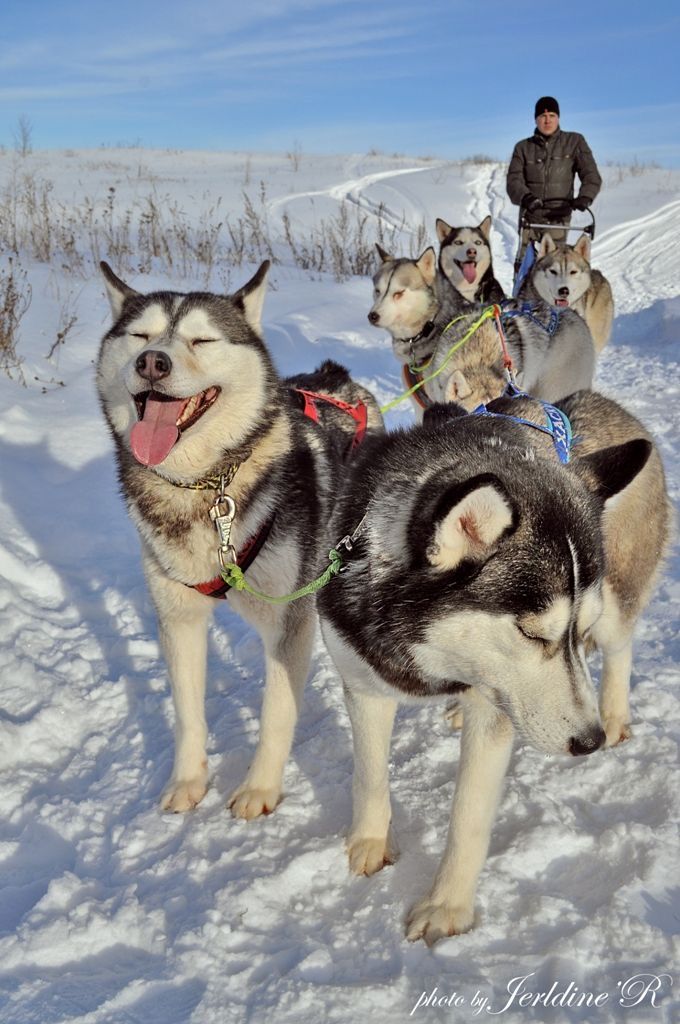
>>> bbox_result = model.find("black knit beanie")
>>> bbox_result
[535,96,560,118]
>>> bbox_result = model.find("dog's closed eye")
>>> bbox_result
[516,624,550,646]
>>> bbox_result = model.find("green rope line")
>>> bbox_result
[409,353,434,373]
[220,547,345,604]
[380,306,496,414]
[408,313,468,374]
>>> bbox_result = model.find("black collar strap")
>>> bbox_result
[406,320,435,348]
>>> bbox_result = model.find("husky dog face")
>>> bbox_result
[368,247,438,363]
[532,233,592,309]
[96,262,277,480]
[436,215,493,300]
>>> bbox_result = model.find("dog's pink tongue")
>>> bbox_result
[130,394,184,466]
[462,262,477,284]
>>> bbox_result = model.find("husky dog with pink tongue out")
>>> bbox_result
[436,215,505,305]
[96,260,382,818]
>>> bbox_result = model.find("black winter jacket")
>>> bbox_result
[506,129,602,206]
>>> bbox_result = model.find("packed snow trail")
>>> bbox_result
[267,160,437,235]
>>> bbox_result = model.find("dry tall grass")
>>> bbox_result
[0,170,427,285]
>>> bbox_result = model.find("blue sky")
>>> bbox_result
[1,0,678,166]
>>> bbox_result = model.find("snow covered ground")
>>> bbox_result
[0,150,678,1024]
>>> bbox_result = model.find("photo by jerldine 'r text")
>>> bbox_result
[410,973,673,1015]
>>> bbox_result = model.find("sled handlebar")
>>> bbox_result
[518,198,595,240]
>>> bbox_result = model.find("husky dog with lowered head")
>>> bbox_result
[97,261,382,818]
[318,388,669,944]
[520,233,614,353]
[436,214,505,304]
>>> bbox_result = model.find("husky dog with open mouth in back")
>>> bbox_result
[520,233,614,352]
[369,245,596,417]
[96,260,382,818]
[436,215,505,305]
[318,388,669,944]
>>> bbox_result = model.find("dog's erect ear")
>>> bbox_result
[572,439,651,506]
[375,243,394,263]
[232,260,270,333]
[416,247,437,286]
[426,474,516,571]
[446,369,473,402]
[538,233,557,257]
[573,233,591,262]
[100,261,140,320]
[477,215,492,240]
[435,218,452,243]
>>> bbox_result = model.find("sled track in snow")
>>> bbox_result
[268,163,441,236]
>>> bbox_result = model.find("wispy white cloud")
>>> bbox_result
[0,40,54,72]
[0,1,445,134]
[0,1,676,166]
[0,83,146,102]
[94,38,190,63]
[1,4,432,103]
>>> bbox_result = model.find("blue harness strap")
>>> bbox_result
[512,242,536,297]
[470,382,572,464]
[501,301,561,336]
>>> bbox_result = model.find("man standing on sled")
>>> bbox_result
[507,96,602,262]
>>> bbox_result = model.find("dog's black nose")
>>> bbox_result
[558,286,570,297]
[136,350,172,382]
[367,311,380,325]
[569,727,606,757]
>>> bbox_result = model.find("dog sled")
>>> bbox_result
[512,197,596,296]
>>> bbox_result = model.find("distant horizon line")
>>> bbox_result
[0,144,677,172]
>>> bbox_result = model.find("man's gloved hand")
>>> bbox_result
[523,194,542,212]
[571,196,590,212]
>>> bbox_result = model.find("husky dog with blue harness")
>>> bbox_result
[368,244,596,417]
[518,233,614,354]
[318,386,670,944]
[425,287,596,410]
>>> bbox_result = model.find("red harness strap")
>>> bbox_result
[294,388,368,455]
[193,516,274,599]
[492,304,515,374]
[401,364,432,410]
[192,389,367,599]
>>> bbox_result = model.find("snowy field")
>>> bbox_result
[0,150,678,1023]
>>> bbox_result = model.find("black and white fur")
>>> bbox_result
[317,391,669,944]
[520,233,614,354]
[436,215,505,305]
[369,245,597,416]
[426,287,598,410]
[96,261,382,818]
